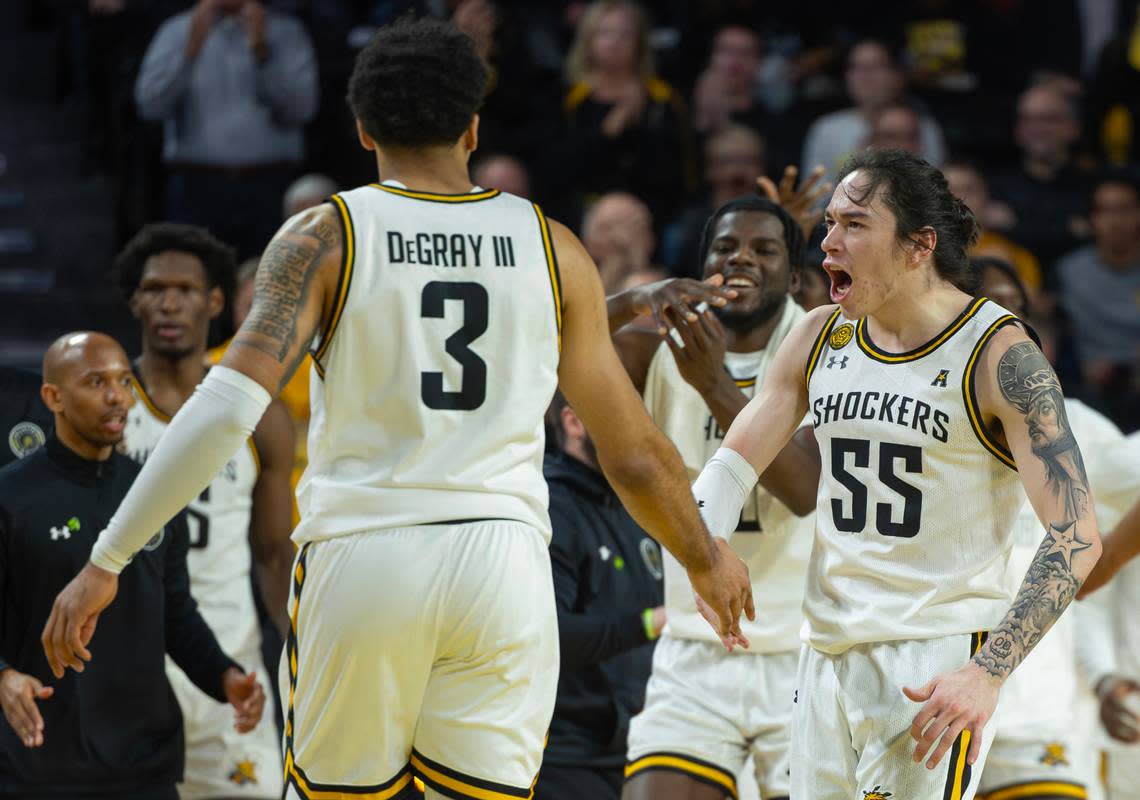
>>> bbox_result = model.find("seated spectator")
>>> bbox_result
[0,332,264,800]
[472,153,532,198]
[534,392,664,800]
[560,0,695,227]
[135,0,318,259]
[989,82,1093,278]
[1057,173,1140,431]
[581,192,659,293]
[663,124,766,278]
[865,100,924,154]
[692,25,765,135]
[943,159,1043,292]
[282,174,337,219]
[800,38,946,187]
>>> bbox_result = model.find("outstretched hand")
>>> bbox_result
[756,165,832,239]
[0,669,53,748]
[41,562,119,678]
[904,661,1000,770]
[688,538,754,651]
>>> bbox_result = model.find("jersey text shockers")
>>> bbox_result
[803,298,1025,653]
[294,182,561,543]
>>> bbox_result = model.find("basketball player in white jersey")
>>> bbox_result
[42,18,753,800]
[686,148,1104,799]
[609,196,818,800]
[969,257,1139,800]
[111,223,296,800]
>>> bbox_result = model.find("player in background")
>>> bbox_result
[610,194,819,800]
[113,223,295,800]
[43,18,752,800]
[688,148,1102,799]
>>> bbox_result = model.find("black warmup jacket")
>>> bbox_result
[543,452,664,768]
[0,436,239,798]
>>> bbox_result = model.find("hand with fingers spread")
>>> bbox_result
[904,661,1000,770]
[41,562,119,678]
[0,669,54,748]
[687,538,754,650]
[627,274,737,339]
[223,668,266,733]
[661,302,730,396]
[756,164,832,239]
[1096,676,1140,743]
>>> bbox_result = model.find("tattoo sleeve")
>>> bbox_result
[972,342,1095,680]
[233,212,339,389]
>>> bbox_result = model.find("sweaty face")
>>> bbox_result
[703,211,793,331]
[821,171,908,318]
[132,251,221,358]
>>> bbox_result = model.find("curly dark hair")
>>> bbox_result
[347,17,488,148]
[697,195,805,272]
[111,222,237,302]
[836,148,979,292]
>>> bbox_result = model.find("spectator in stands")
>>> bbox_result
[282,174,337,220]
[692,25,765,135]
[943,159,1043,292]
[135,0,318,259]
[865,100,924,154]
[663,125,765,278]
[794,263,830,311]
[800,39,946,188]
[561,0,695,228]
[534,392,664,800]
[0,331,264,800]
[581,192,659,293]
[1057,173,1140,431]
[472,154,532,198]
[989,82,1092,277]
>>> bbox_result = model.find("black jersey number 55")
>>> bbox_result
[420,281,489,411]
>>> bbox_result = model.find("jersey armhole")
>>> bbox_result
[531,203,564,353]
[804,308,843,389]
[961,315,1020,471]
[311,195,356,379]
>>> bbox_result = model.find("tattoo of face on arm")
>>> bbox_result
[235,215,339,387]
[972,341,1094,680]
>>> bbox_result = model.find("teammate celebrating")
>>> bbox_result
[689,149,1101,799]
[113,223,295,800]
[42,18,752,800]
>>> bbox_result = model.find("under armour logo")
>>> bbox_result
[827,355,848,369]
[931,369,950,388]
[50,525,71,541]
[598,546,611,561]
[697,499,706,507]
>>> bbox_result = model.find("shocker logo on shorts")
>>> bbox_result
[863,787,892,799]
[1040,742,1069,766]
[228,759,258,785]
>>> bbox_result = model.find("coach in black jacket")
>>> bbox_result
[535,393,665,800]
[0,332,264,800]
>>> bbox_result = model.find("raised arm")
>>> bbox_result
[551,219,753,642]
[906,326,1102,771]
[42,206,340,676]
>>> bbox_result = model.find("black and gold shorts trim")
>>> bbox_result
[942,631,989,800]
[978,779,1088,800]
[410,749,534,800]
[624,751,738,799]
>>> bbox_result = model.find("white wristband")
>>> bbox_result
[90,366,271,574]
[692,447,759,544]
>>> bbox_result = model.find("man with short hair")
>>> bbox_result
[0,332,264,800]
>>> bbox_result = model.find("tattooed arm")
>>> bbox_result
[40,207,342,676]
[905,326,1101,771]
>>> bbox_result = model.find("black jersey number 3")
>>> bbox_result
[420,281,489,410]
[830,437,923,538]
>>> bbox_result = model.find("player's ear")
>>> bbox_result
[355,119,377,152]
[909,226,937,266]
[463,114,479,155]
[207,286,225,320]
[40,382,63,413]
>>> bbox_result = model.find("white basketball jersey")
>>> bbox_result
[643,296,814,653]
[124,379,261,661]
[803,298,1025,653]
[996,399,1129,739]
[293,182,561,544]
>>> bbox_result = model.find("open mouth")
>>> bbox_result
[823,261,852,303]
[101,413,127,434]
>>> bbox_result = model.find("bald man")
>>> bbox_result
[0,332,263,800]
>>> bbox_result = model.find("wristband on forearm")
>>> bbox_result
[642,608,659,641]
